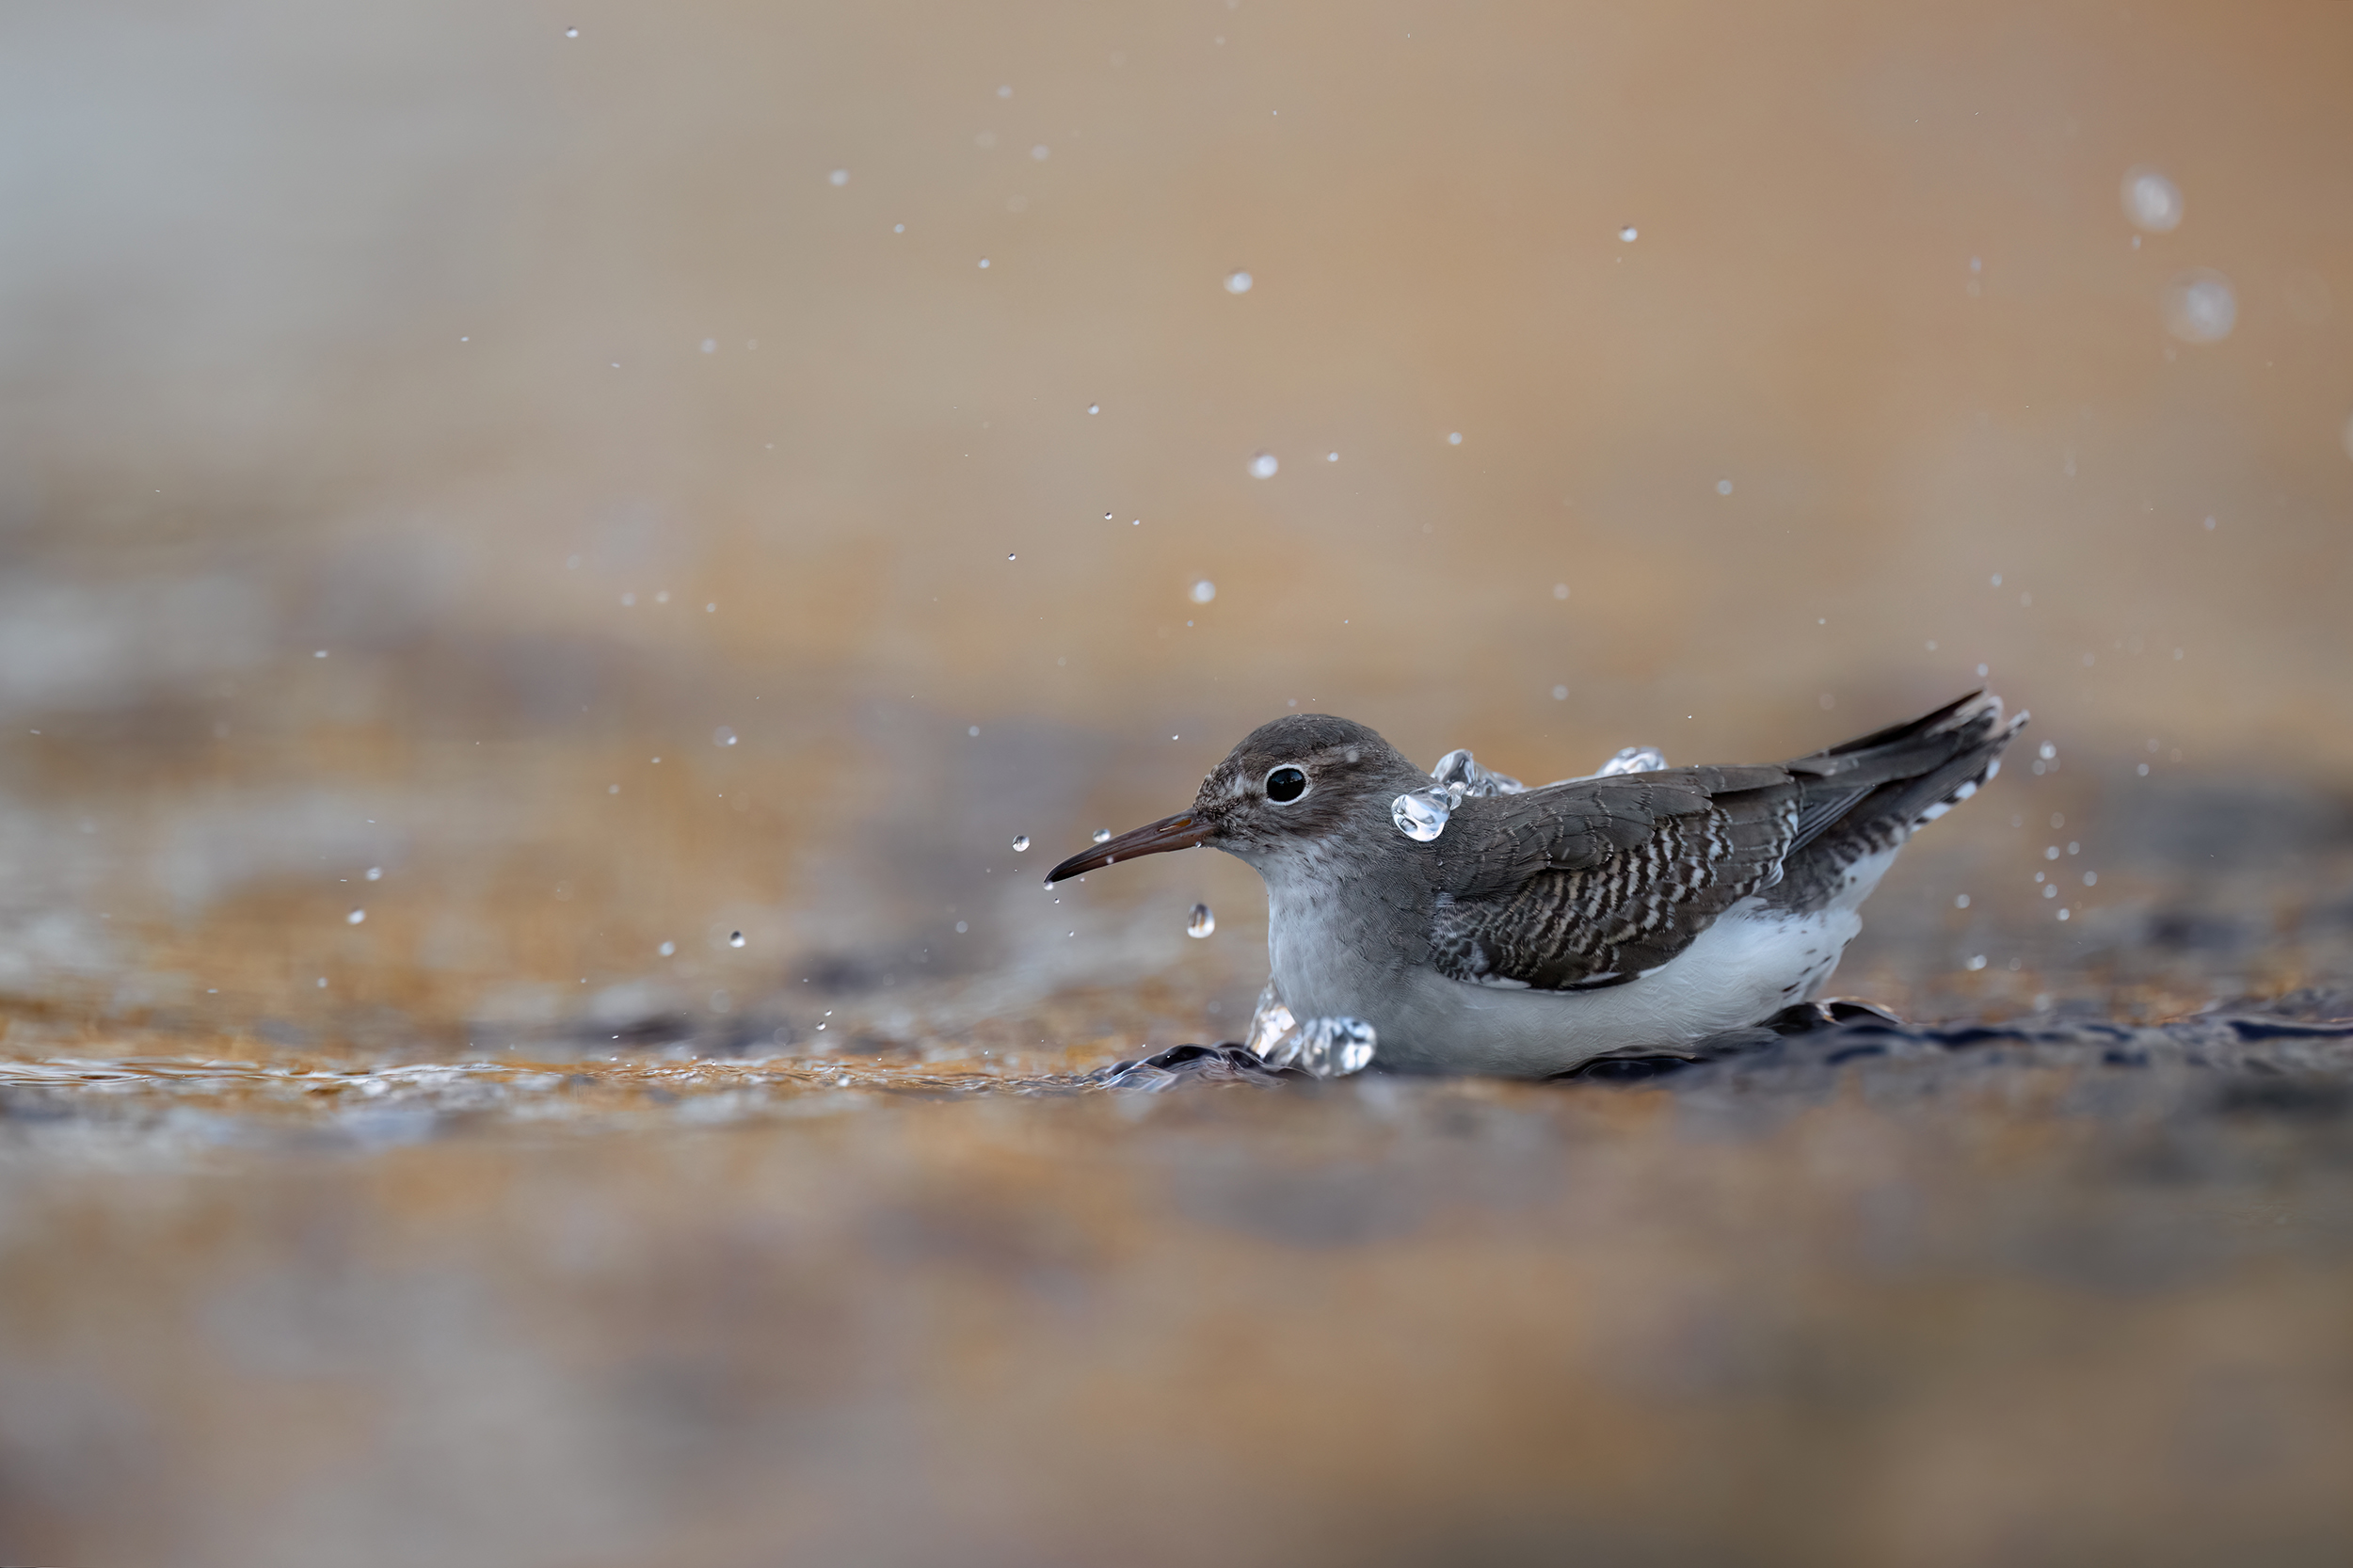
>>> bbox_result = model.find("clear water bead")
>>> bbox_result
[1186,903,1215,938]
[728,931,746,948]
[659,941,675,956]
[1225,270,1254,294]
[713,727,737,746]
[1552,684,1569,701]
[828,169,849,187]
[1392,786,1452,842]
[2121,167,2184,232]
[1090,828,1112,845]
[1087,403,1099,414]
[346,909,365,925]
[2164,269,2236,343]
[1190,580,1216,603]
[365,866,382,881]
[1618,225,1638,242]
[1248,451,1278,479]
[1012,835,1031,852]
[1595,745,1668,776]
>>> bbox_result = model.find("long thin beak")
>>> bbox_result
[1043,811,1211,884]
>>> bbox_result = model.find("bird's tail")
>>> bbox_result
[1781,689,2027,854]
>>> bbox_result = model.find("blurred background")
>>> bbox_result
[4,1,2352,1563]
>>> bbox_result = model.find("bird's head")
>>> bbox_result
[1044,713,1426,884]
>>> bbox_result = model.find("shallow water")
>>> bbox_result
[8,0,2353,1561]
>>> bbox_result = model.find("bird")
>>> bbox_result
[1045,691,2025,1078]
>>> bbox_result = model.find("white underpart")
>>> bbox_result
[1263,845,1903,1079]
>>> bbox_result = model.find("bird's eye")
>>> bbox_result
[1265,766,1307,803]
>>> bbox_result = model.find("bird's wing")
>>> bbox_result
[1423,766,1800,990]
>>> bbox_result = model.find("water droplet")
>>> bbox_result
[346,909,366,925]
[1551,684,1569,701]
[954,920,968,933]
[700,338,717,354]
[1007,552,1016,561]
[1618,225,1638,242]
[1391,787,1451,841]
[713,727,738,746]
[1447,431,1463,445]
[565,26,579,38]
[828,168,849,186]
[1326,451,1338,462]
[1552,583,1569,600]
[978,258,990,268]
[621,592,636,606]
[2163,269,2236,342]
[1186,903,1216,938]
[1248,451,1278,478]
[1225,270,1254,294]
[1092,828,1112,844]
[365,866,382,881]
[1031,144,1049,160]
[2121,167,2183,232]
[659,940,676,956]
[728,931,746,948]
[1717,479,1734,495]
[1190,580,1216,603]
[1246,982,1297,1060]
[1012,835,1031,852]
[968,726,981,737]
[1966,954,1987,970]
[1103,511,1113,520]
[997,84,1012,97]
[1087,403,1099,414]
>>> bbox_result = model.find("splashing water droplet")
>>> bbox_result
[1551,684,1569,701]
[2121,167,2183,232]
[346,909,365,925]
[2163,269,2236,343]
[565,26,579,39]
[713,727,737,746]
[1186,903,1216,938]
[728,931,746,948]
[1392,787,1452,841]
[1246,981,1296,1060]
[1087,403,1099,414]
[1225,270,1253,294]
[1012,835,1031,852]
[1447,432,1463,445]
[1248,451,1278,479]
[1092,828,1112,844]
[1618,225,1638,242]
[1716,479,1734,495]
[828,168,849,186]
[365,866,382,881]
[659,940,675,956]
[1190,580,1216,603]
[1007,552,1016,561]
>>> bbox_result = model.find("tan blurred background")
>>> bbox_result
[6,5,2353,1564]
[1,0,2349,1049]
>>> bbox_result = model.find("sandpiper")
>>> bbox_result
[1047,691,2025,1078]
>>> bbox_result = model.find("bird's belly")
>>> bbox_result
[1273,898,1861,1078]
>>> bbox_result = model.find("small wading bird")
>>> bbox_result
[1047,692,2025,1078]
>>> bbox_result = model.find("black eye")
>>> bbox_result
[1265,766,1307,803]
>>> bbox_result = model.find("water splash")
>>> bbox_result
[1186,903,1215,938]
[1430,748,1526,798]
[1618,225,1638,242]
[728,931,745,948]
[1225,270,1254,294]
[1593,745,1668,776]
[1248,452,1278,479]
[1190,581,1216,604]
[1257,1014,1378,1078]
[1245,979,1295,1059]
[1092,828,1112,844]
[1012,835,1031,852]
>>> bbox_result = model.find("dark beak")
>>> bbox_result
[1043,811,1212,884]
